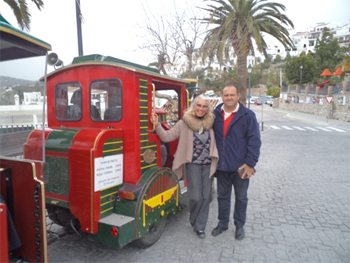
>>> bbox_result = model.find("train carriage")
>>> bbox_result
[24,54,190,248]
[0,14,50,262]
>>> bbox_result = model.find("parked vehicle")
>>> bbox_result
[249,96,259,104]
[265,96,273,106]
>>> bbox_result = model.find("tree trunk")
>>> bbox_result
[236,54,248,105]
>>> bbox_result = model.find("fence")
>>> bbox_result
[0,123,47,134]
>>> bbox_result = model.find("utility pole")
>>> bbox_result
[75,0,83,56]
[299,65,303,89]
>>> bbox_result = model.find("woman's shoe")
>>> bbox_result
[195,230,205,239]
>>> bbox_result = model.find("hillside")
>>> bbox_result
[0,76,35,88]
[0,76,42,105]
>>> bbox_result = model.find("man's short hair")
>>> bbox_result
[222,84,240,95]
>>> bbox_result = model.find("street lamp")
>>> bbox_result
[299,65,303,88]
[247,64,252,108]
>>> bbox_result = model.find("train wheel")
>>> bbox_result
[132,216,167,248]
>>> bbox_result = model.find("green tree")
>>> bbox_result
[2,0,44,30]
[314,28,343,75]
[267,86,280,97]
[200,0,294,104]
[285,53,316,85]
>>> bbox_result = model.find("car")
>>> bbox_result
[254,97,262,105]
[265,96,273,106]
[248,96,259,104]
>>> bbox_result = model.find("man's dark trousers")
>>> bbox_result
[216,170,250,228]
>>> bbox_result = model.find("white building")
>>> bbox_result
[270,21,350,59]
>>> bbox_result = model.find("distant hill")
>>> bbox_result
[0,76,42,105]
[0,76,36,88]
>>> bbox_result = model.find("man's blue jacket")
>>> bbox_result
[213,102,261,172]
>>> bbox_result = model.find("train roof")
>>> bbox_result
[47,54,187,83]
[0,15,51,61]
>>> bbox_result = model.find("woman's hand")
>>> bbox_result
[151,112,159,127]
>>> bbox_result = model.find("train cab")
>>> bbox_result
[24,54,190,248]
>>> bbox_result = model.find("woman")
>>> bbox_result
[151,95,218,239]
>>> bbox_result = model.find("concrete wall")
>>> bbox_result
[277,92,350,122]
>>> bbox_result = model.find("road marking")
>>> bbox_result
[305,127,318,131]
[269,125,347,133]
[270,125,281,129]
[315,127,331,132]
[292,126,306,131]
[326,127,346,132]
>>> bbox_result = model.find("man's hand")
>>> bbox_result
[238,164,255,179]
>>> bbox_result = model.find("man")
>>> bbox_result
[211,85,261,240]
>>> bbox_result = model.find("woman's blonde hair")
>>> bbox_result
[186,94,212,116]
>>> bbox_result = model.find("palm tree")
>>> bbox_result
[201,0,294,103]
[3,0,44,30]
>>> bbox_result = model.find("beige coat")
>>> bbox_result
[155,112,219,179]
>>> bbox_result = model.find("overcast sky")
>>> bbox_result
[1,0,349,80]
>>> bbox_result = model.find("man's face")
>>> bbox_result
[222,86,240,109]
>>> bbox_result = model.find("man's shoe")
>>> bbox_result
[195,230,205,239]
[235,227,245,240]
[211,225,228,237]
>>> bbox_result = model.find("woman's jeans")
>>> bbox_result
[186,163,213,231]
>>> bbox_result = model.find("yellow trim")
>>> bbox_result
[185,89,190,108]
[104,141,121,145]
[100,199,114,207]
[140,106,148,109]
[103,148,122,154]
[0,25,51,50]
[100,206,114,214]
[141,163,157,169]
[31,163,48,263]
[140,99,148,102]
[140,145,157,149]
[142,185,178,226]
[100,191,118,199]
[140,113,148,116]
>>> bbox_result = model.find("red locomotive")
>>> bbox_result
[24,54,190,248]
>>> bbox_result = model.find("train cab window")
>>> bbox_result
[90,79,122,121]
[55,83,82,121]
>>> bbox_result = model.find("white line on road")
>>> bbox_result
[326,127,346,132]
[281,125,293,130]
[304,127,319,131]
[270,125,281,129]
[315,127,331,132]
[292,126,306,131]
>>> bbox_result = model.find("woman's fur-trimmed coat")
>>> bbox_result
[155,110,219,179]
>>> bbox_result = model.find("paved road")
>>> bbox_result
[48,107,350,262]
[0,131,29,156]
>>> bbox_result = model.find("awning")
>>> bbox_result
[0,15,51,61]
[333,67,342,76]
[320,68,332,77]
